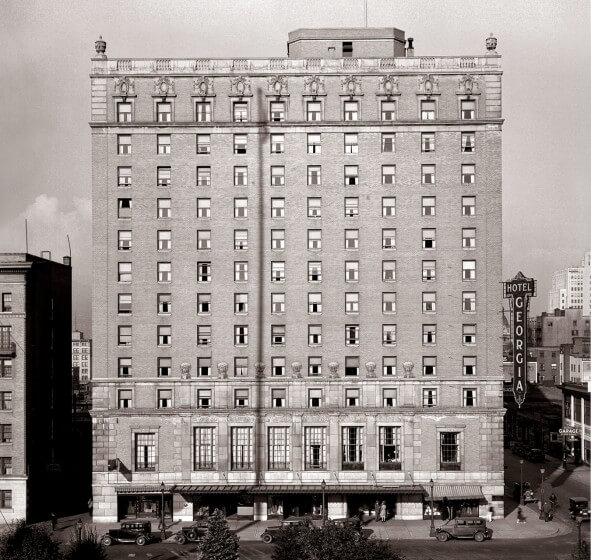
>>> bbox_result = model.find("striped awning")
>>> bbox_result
[115,485,172,495]
[173,485,251,494]
[172,484,425,496]
[425,485,485,500]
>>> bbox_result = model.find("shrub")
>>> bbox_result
[200,508,240,560]
[0,519,62,560]
[64,525,108,560]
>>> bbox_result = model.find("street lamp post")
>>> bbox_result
[519,459,524,506]
[538,468,545,520]
[76,518,83,542]
[160,482,166,541]
[429,478,435,537]
[321,479,326,526]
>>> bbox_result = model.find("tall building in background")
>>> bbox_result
[72,330,92,384]
[547,261,584,312]
[90,29,504,522]
[0,253,72,521]
[583,251,591,316]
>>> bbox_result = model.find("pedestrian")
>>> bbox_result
[87,497,93,516]
[516,506,526,524]
[380,501,387,523]
[375,500,380,521]
[357,506,364,522]
[50,512,57,531]
[487,505,495,522]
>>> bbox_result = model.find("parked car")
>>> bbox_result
[512,482,536,504]
[525,448,545,462]
[569,497,590,521]
[101,521,154,546]
[260,517,309,543]
[175,521,208,544]
[434,517,491,542]
[329,517,363,536]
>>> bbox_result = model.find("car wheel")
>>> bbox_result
[176,533,187,545]
[187,530,197,541]
[474,531,485,542]
[136,535,146,546]
[436,531,449,542]
[101,536,112,547]
[262,533,273,544]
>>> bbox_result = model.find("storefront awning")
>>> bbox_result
[173,485,251,494]
[115,485,172,495]
[425,485,485,500]
[171,484,425,495]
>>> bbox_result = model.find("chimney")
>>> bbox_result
[406,38,414,57]
[63,256,71,267]
[41,251,52,261]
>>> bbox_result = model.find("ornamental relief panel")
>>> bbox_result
[417,74,439,96]
[303,75,326,96]
[377,75,400,96]
[154,76,175,96]
[230,76,252,97]
[113,76,135,96]
[193,76,215,97]
[341,75,362,96]
[457,74,480,95]
[267,75,289,96]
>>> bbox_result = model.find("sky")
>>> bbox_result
[1,0,590,335]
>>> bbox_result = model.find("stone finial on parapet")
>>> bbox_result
[486,33,498,54]
[95,36,106,58]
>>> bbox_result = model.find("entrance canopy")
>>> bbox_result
[172,484,425,495]
[425,485,484,500]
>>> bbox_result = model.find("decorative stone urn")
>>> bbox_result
[402,361,414,378]
[328,361,339,378]
[365,361,377,378]
[291,362,302,378]
[217,362,228,379]
[95,36,106,57]
[180,362,192,380]
[486,33,498,53]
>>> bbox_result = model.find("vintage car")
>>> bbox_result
[330,517,362,532]
[525,448,545,463]
[260,517,309,543]
[101,521,154,546]
[512,482,537,504]
[434,517,491,542]
[569,497,590,521]
[174,521,208,544]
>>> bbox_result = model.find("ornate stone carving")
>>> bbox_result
[180,362,192,380]
[230,76,252,97]
[328,361,339,378]
[341,75,362,96]
[217,362,228,379]
[193,76,214,97]
[365,361,377,378]
[154,76,175,96]
[377,75,400,96]
[402,361,414,378]
[486,33,498,53]
[291,362,302,378]
[267,75,288,96]
[304,75,326,96]
[114,77,135,96]
[418,74,439,96]
[457,74,479,95]
[255,362,265,378]
[95,36,106,57]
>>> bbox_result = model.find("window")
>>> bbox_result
[462,196,476,216]
[344,133,358,153]
[440,432,461,470]
[345,197,359,217]
[234,198,248,218]
[157,230,171,251]
[0,425,12,443]
[234,293,248,314]
[345,325,360,346]
[308,357,322,376]
[269,198,285,218]
[0,293,11,314]
[158,389,172,409]
[382,292,396,313]
[379,426,401,468]
[197,166,211,186]
[118,198,131,219]
[234,389,249,408]
[308,229,321,250]
[463,260,476,281]
[383,261,396,282]
[194,427,215,469]
[194,199,211,220]
[198,262,211,283]
[196,133,210,154]
[271,389,286,408]
[462,164,475,184]
[345,261,359,282]
[381,100,396,121]
[158,325,171,346]
[423,324,436,344]
[233,134,247,155]
[234,325,248,346]
[463,356,476,375]
[117,101,132,122]
[383,389,397,408]
[423,388,437,407]
[118,357,132,377]
[157,262,171,282]
[461,132,475,153]
[118,262,132,283]
[268,427,290,469]
[462,228,476,249]
[118,389,132,409]
[383,324,397,345]
[118,134,131,154]
[117,230,131,251]
[383,356,397,376]
[231,427,253,469]
[272,357,285,376]
[345,356,359,376]
[308,261,322,282]
[342,41,353,56]
[197,325,211,346]
[272,325,285,346]
[0,359,11,378]
[308,165,321,186]
[346,388,360,407]
[271,293,285,314]
[345,229,359,249]
[463,291,476,313]
[195,101,211,122]
[271,166,285,186]
[422,164,435,185]
[197,293,211,314]
[305,426,326,469]
[234,357,248,377]
[463,324,476,345]
[233,102,248,122]
[158,357,171,377]
[422,132,435,152]
[422,196,436,216]
[306,101,321,121]
[422,292,436,313]
[234,166,247,186]
[308,388,322,408]
[382,165,396,185]
[382,133,395,153]
[117,167,131,188]
[272,261,285,282]
[270,101,285,122]
[345,165,359,186]
[157,167,171,187]
[382,229,396,249]
[342,427,363,468]
[271,133,285,153]
[197,231,211,251]
[307,133,321,154]
[234,230,248,250]
[344,101,358,121]
[135,433,156,471]
[308,292,322,313]
[461,100,475,120]
[421,100,436,120]
[157,198,171,218]
[382,197,396,217]
[157,102,172,122]
[307,197,321,218]
[423,356,437,376]
[157,134,171,154]
[118,326,131,346]
[422,228,436,249]
[118,293,132,314]
[308,325,321,346]
[345,292,359,314]
[271,229,285,250]
[422,260,436,281]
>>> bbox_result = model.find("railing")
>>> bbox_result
[0,342,16,357]
[342,461,364,471]
[379,462,402,471]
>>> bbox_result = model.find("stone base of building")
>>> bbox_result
[0,478,27,522]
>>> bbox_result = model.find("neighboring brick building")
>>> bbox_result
[560,381,591,464]
[90,28,504,522]
[0,253,72,521]
[72,330,92,384]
